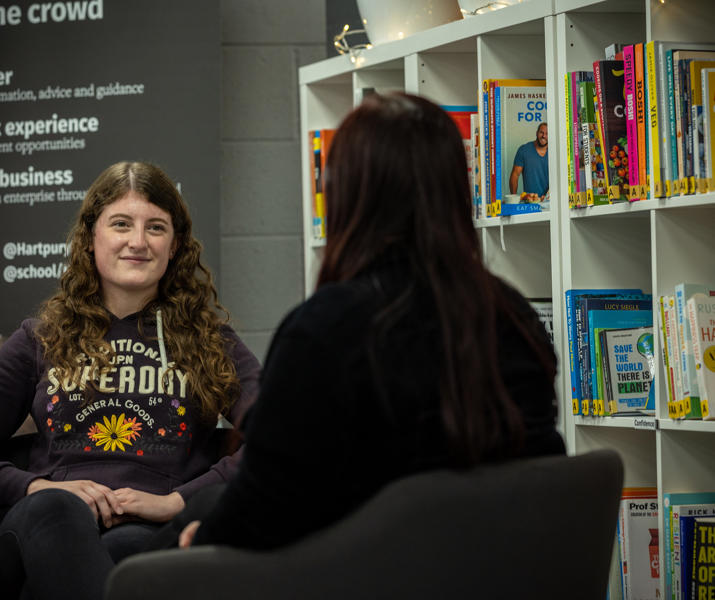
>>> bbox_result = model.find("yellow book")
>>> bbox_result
[646,42,664,197]
[565,73,574,208]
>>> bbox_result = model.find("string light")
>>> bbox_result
[334,24,372,64]
[460,0,524,16]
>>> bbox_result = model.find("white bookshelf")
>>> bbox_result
[299,0,715,595]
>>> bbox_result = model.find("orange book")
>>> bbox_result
[635,43,648,200]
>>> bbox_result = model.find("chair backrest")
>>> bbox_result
[106,449,623,600]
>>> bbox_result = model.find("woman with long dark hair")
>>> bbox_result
[180,92,564,550]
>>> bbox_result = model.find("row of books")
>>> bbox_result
[443,106,481,222]
[619,489,715,600]
[308,128,335,241]
[565,288,655,416]
[657,284,715,420]
[481,78,549,217]
[308,110,482,236]
[662,492,715,600]
[566,40,715,208]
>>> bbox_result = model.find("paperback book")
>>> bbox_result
[686,292,715,420]
[594,59,629,202]
[617,490,659,600]
[601,326,655,415]
[587,308,653,414]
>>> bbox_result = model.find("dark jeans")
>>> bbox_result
[0,489,161,600]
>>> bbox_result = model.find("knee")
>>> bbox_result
[2,489,93,532]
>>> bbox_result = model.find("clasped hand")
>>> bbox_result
[26,479,185,528]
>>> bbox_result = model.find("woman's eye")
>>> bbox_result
[111,221,129,229]
[148,224,166,233]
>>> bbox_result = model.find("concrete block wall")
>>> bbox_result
[219,0,327,362]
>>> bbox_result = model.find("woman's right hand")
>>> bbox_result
[26,478,124,528]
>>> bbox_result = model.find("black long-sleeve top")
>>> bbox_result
[193,260,564,549]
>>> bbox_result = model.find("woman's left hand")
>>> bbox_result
[179,520,201,548]
[112,488,186,523]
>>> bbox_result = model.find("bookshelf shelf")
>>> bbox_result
[299,0,715,596]
[575,415,657,430]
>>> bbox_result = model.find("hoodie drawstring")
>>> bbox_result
[156,309,168,372]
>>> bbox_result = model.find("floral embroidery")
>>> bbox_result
[46,402,54,412]
[171,399,179,409]
[136,450,144,456]
[51,395,59,404]
[158,428,166,437]
[63,423,72,432]
[177,406,186,416]
[124,417,142,441]
[88,413,139,452]
[83,446,91,452]
[46,418,53,427]
[179,422,186,431]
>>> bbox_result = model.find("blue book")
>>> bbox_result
[577,296,651,414]
[564,289,643,415]
[678,506,715,600]
[499,202,541,216]
[587,308,653,413]
[663,493,715,600]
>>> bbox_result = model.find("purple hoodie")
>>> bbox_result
[0,314,260,507]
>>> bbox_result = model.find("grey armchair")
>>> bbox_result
[105,449,623,600]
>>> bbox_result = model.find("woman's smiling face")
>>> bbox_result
[91,190,176,315]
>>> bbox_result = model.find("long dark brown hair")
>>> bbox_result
[317,93,555,464]
[36,161,239,420]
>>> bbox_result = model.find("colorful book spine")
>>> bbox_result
[489,80,497,215]
[635,42,648,200]
[689,60,715,192]
[595,59,629,202]
[624,45,639,201]
[578,81,594,205]
[482,80,491,217]
[565,288,643,415]
[666,49,682,195]
[683,58,694,192]
[494,84,502,208]
[592,63,611,203]
[663,492,715,600]
[566,73,575,208]
[691,518,715,600]
[656,42,675,196]
[470,112,482,219]
[704,68,715,189]
[687,292,715,420]
[666,295,686,419]
[310,130,324,240]
[646,41,665,197]
[571,71,584,206]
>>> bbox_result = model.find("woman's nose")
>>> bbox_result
[128,228,147,250]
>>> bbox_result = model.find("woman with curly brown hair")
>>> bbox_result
[0,161,260,600]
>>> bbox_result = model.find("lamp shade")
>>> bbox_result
[356,0,462,46]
